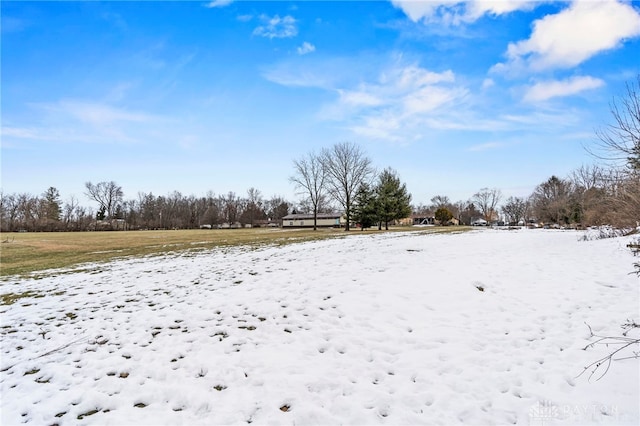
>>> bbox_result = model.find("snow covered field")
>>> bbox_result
[1,229,638,425]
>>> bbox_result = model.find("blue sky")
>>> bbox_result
[2,1,639,206]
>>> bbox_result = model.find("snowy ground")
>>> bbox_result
[1,229,638,425]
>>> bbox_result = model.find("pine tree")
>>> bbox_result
[352,183,377,230]
[43,187,61,222]
[375,168,412,230]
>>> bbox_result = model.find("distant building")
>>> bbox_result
[282,213,343,228]
[412,215,435,225]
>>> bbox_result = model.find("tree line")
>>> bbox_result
[0,185,292,232]
[2,76,638,232]
[403,75,640,229]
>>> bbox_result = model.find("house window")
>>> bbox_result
[289,221,293,226]
[300,221,304,226]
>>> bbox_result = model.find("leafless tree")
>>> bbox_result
[266,196,290,223]
[242,187,266,227]
[571,164,605,191]
[453,200,468,224]
[322,142,375,231]
[590,74,640,172]
[62,196,79,230]
[0,192,19,232]
[222,191,241,224]
[472,187,502,222]
[530,176,577,224]
[84,181,123,220]
[501,196,527,225]
[430,195,451,210]
[290,151,328,230]
[607,171,640,227]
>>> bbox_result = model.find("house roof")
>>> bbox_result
[282,213,342,220]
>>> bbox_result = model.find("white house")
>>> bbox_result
[282,213,343,228]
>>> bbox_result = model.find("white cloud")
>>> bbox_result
[481,78,495,89]
[205,0,233,8]
[496,0,640,72]
[297,42,316,55]
[337,89,383,107]
[390,0,451,22]
[237,14,253,22]
[390,0,536,24]
[523,76,605,102]
[465,0,537,21]
[325,64,467,141]
[253,15,297,39]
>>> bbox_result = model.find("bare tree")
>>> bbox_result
[570,165,609,226]
[591,74,640,172]
[266,195,290,223]
[85,181,123,220]
[571,164,605,191]
[472,187,502,222]
[587,75,640,227]
[430,195,451,210]
[501,196,527,225]
[530,176,575,224]
[605,170,640,227]
[290,152,328,230]
[0,192,19,232]
[322,142,374,231]
[62,196,79,230]
[222,191,242,224]
[242,187,266,227]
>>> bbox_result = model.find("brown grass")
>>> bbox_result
[0,226,470,278]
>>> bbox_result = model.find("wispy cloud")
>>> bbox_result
[237,14,253,22]
[204,0,233,9]
[493,1,640,73]
[262,56,359,89]
[39,100,155,126]
[297,42,316,55]
[1,126,41,140]
[253,15,297,39]
[1,100,163,146]
[523,76,605,102]
[322,63,468,141]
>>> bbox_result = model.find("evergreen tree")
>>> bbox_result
[434,207,454,225]
[352,183,377,230]
[375,168,412,230]
[43,187,61,222]
[96,205,107,221]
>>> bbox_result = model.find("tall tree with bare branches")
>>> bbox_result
[84,181,123,220]
[588,75,640,226]
[322,142,374,231]
[592,74,640,172]
[290,151,327,230]
[472,187,502,222]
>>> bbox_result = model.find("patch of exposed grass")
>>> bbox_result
[0,226,471,278]
[1,291,40,305]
